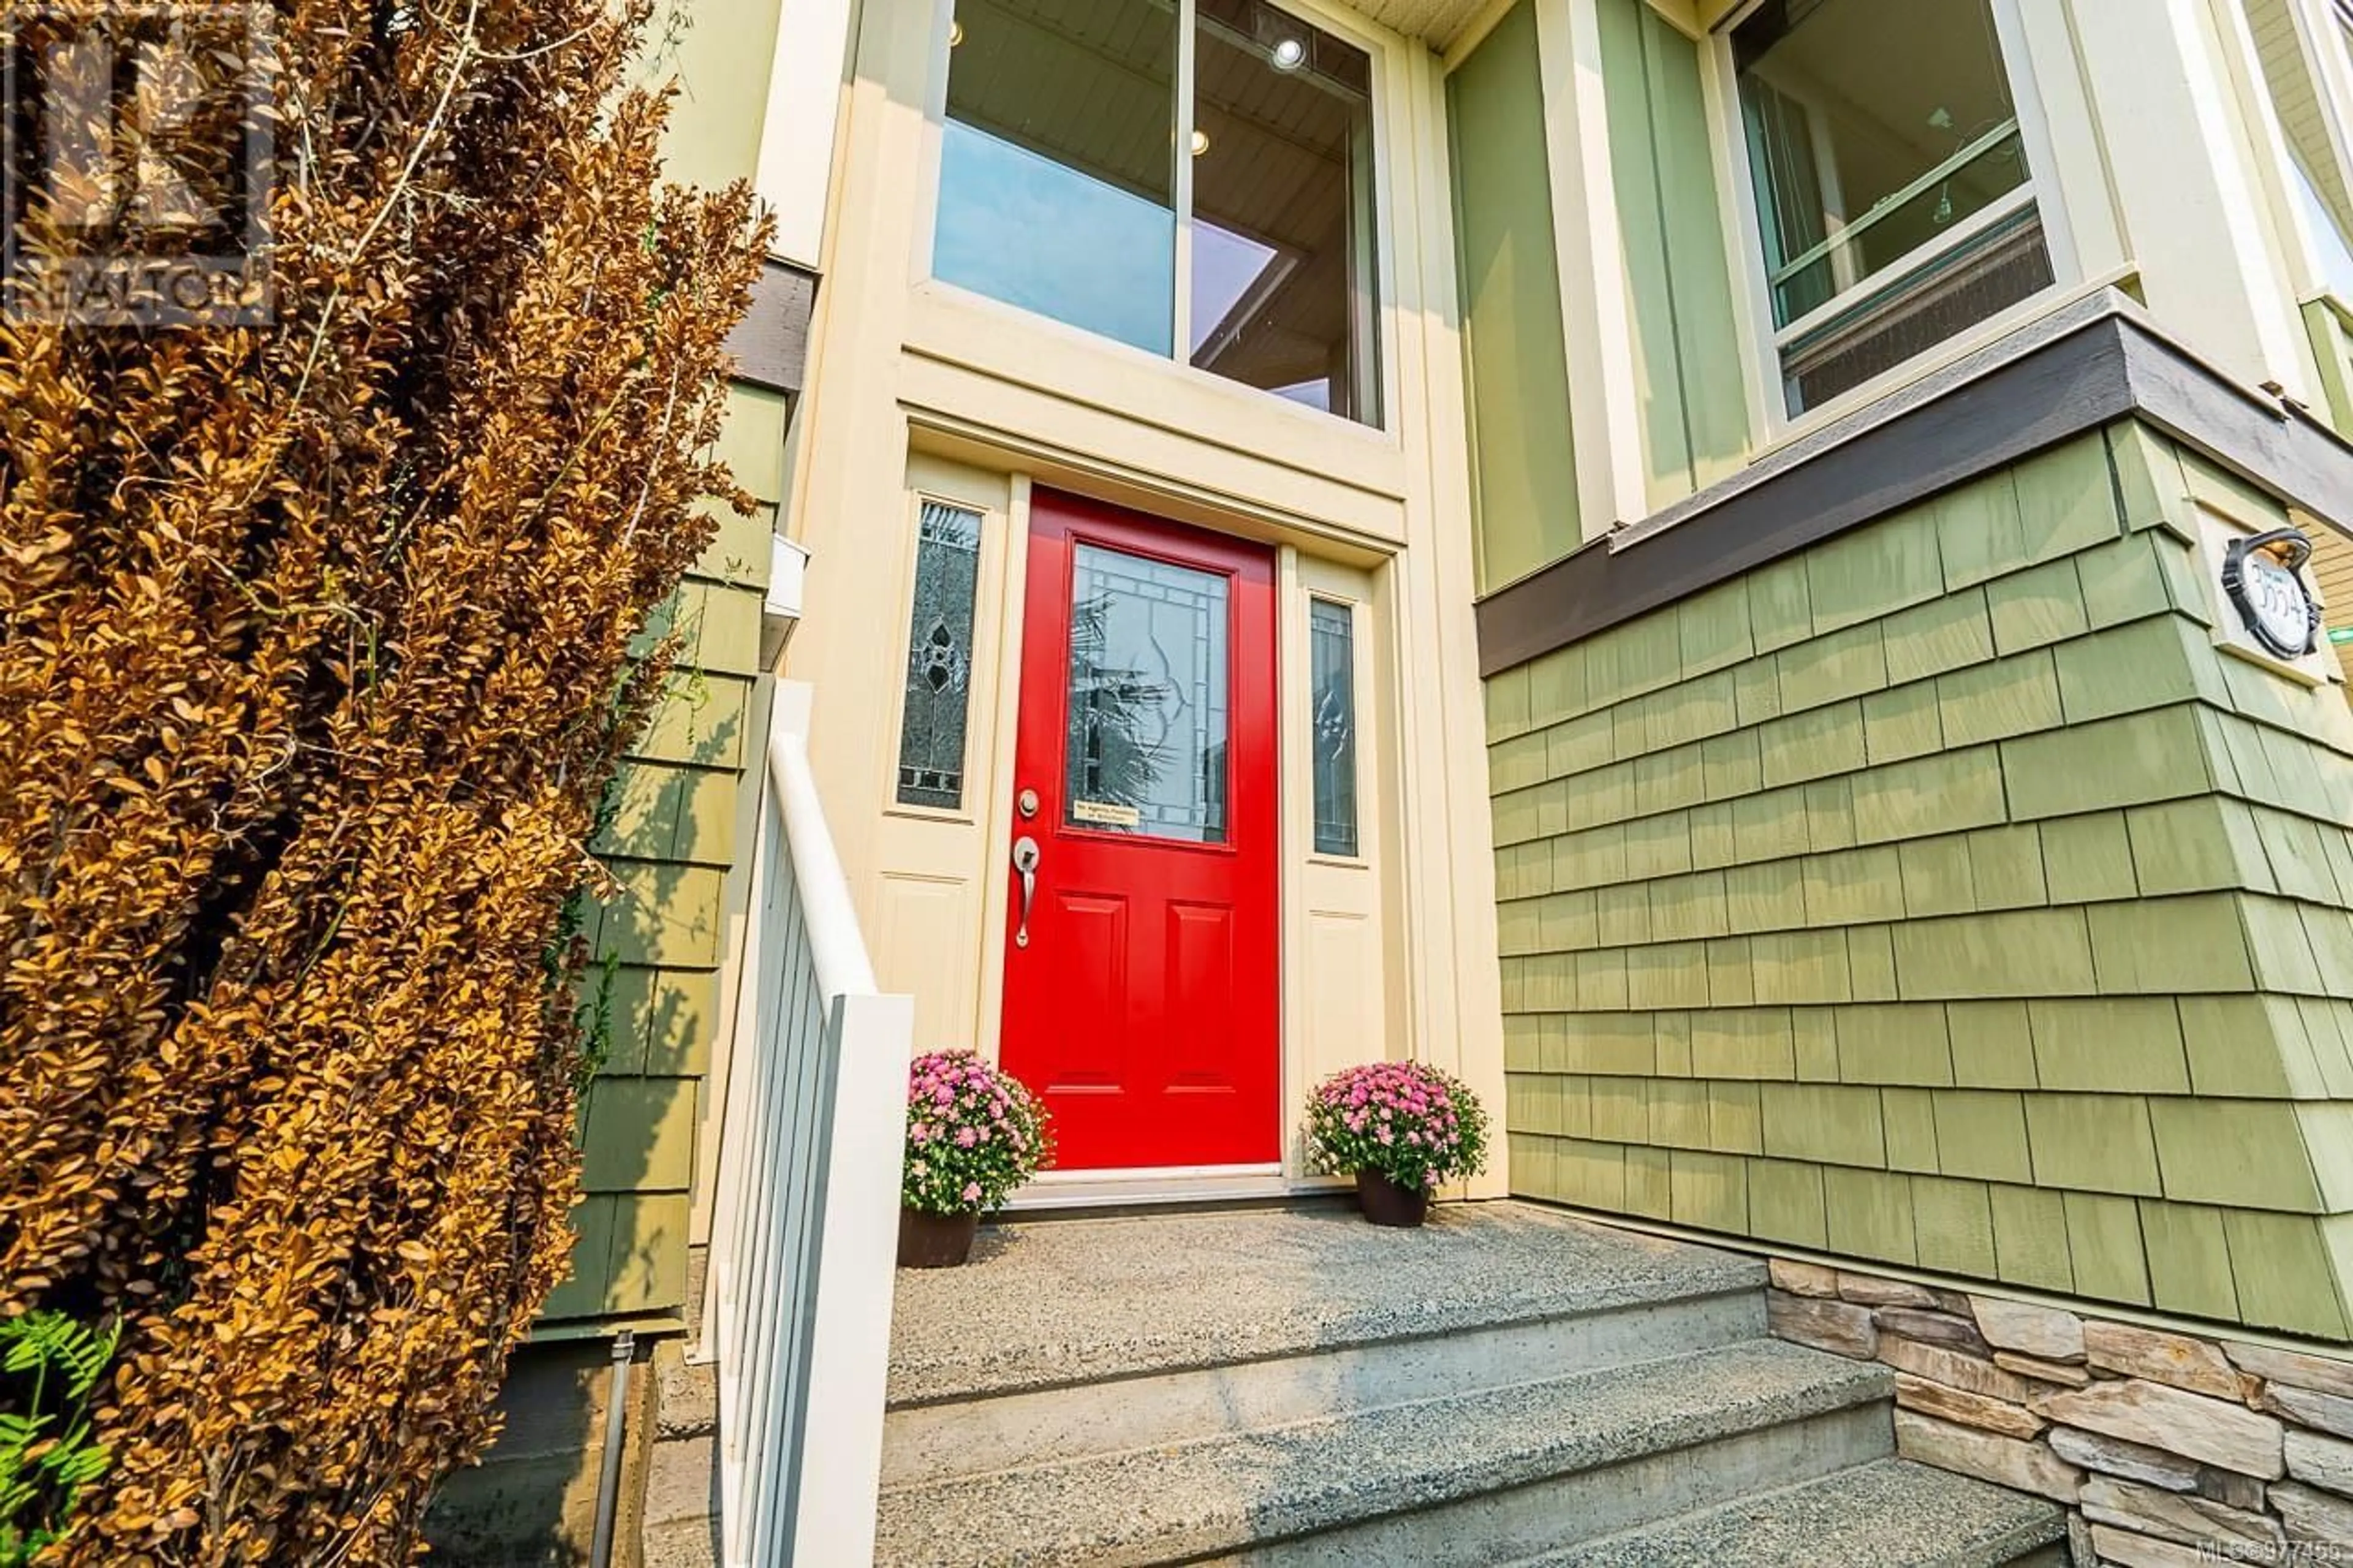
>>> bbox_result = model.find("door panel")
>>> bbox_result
[1000,490,1279,1171]
[1050,892,1130,1089]
[1164,901,1238,1088]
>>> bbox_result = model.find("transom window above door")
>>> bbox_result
[932,0,1384,426]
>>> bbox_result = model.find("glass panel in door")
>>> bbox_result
[1063,543,1231,844]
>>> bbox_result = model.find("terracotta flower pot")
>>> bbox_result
[1355,1170,1430,1229]
[897,1206,980,1268]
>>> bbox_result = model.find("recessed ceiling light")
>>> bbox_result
[1270,37,1306,70]
[1191,129,1210,156]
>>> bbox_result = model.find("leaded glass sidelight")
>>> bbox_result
[1063,543,1231,844]
[1309,598,1358,857]
[895,502,984,809]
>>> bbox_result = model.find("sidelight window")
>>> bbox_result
[1308,598,1358,857]
[933,0,1382,425]
[895,501,985,811]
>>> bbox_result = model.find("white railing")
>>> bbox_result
[703,680,909,1568]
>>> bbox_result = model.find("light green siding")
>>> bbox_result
[1596,0,1750,507]
[648,0,786,194]
[542,3,786,1327]
[545,388,778,1329]
[2307,298,2353,451]
[1491,422,2353,1339]
[1450,1,1580,591]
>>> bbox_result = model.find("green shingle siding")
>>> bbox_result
[1493,422,2353,1338]
[551,385,778,1328]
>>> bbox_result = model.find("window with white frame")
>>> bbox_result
[1727,0,2057,417]
[2243,0,2353,300]
[930,0,1384,425]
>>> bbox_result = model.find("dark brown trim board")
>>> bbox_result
[727,259,817,396]
[1476,298,2353,676]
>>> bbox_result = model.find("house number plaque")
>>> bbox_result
[2220,527,2322,661]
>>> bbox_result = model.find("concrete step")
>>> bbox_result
[639,1514,720,1568]
[1525,1458,2068,1567]
[887,1203,1765,1411]
[885,1276,1765,1487]
[874,1338,1895,1568]
[638,1341,719,1567]
[651,1341,716,1442]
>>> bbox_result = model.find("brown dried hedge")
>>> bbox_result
[0,0,763,1559]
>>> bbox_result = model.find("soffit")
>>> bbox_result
[1333,0,1503,50]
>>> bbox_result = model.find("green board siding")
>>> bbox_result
[1596,0,1750,509]
[650,0,786,195]
[2306,298,2353,452]
[1450,1,1580,592]
[1490,421,2353,1339]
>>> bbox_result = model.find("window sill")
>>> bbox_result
[899,283,1415,521]
[1620,271,2140,554]
[1474,296,2353,674]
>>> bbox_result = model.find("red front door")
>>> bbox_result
[999,490,1279,1171]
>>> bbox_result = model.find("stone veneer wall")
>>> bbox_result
[1488,419,2353,1338]
[1771,1258,2353,1567]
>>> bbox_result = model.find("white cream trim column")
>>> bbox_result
[1396,42,1510,1198]
[2069,0,2317,400]
[756,0,859,269]
[1534,0,1652,542]
[781,0,934,933]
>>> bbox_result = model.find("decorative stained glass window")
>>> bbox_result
[894,501,983,809]
[1063,543,1230,844]
[1309,598,1358,857]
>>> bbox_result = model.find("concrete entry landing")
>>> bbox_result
[878,1200,2067,1566]
[887,1199,1760,1407]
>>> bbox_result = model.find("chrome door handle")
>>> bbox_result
[1012,836,1042,949]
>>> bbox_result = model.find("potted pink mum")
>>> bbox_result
[1305,1061,1489,1227]
[900,1049,1051,1267]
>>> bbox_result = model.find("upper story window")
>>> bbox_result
[1730,0,2055,417]
[2290,151,2353,300]
[933,0,1382,425]
[2241,0,2353,300]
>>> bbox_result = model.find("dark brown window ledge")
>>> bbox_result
[1475,292,2353,676]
